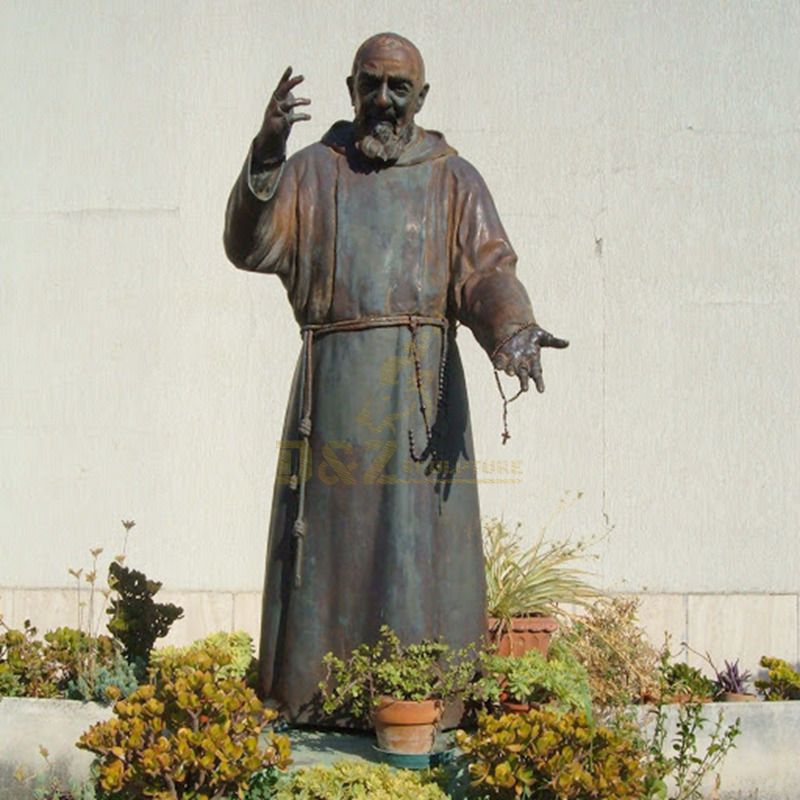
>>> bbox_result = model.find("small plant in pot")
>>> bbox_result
[483,506,598,658]
[711,657,756,702]
[755,656,800,700]
[318,626,476,754]
[660,657,715,703]
[470,641,593,720]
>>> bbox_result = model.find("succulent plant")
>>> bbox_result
[756,656,800,700]
[318,625,477,723]
[77,647,290,799]
[713,658,752,697]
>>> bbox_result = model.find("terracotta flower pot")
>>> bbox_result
[720,691,758,703]
[665,692,712,704]
[372,696,443,754]
[487,615,558,657]
[499,696,532,714]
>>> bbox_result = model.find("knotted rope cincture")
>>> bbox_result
[290,314,449,588]
[490,322,539,445]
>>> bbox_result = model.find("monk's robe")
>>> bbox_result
[224,121,535,724]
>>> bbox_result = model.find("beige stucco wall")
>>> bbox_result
[2,1,798,665]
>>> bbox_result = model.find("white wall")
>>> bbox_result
[2,1,798,660]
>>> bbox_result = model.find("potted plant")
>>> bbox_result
[318,626,476,754]
[711,658,757,702]
[483,513,598,657]
[755,656,800,700]
[470,641,592,719]
[659,659,715,703]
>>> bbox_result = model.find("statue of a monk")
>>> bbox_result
[224,33,567,724]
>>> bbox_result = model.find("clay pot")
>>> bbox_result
[720,692,758,703]
[665,692,712,704]
[500,697,532,714]
[372,696,443,754]
[487,616,558,657]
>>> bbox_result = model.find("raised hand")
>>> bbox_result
[492,326,569,394]
[253,66,311,164]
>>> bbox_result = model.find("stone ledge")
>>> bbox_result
[1,697,798,799]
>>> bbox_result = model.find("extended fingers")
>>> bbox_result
[517,363,530,393]
[530,356,544,393]
[539,331,570,349]
[275,67,305,99]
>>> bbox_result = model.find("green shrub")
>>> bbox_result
[645,700,741,800]
[77,648,290,800]
[456,709,658,799]
[319,625,477,723]
[755,656,800,700]
[106,561,183,673]
[67,648,139,704]
[0,620,60,698]
[44,627,137,703]
[471,641,592,720]
[660,661,715,703]
[151,630,255,682]
[270,760,448,800]
[555,598,661,708]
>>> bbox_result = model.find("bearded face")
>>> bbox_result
[347,39,429,163]
[356,117,415,162]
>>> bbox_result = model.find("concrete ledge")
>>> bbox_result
[642,701,800,800]
[0,697,112,800]
[1,697,797,799]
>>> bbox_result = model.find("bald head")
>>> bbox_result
[346,33,430,162]
[351,32,426,86]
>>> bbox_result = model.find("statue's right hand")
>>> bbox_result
[253,67,311,163]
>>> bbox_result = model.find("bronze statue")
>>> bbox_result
[224,33,567,724]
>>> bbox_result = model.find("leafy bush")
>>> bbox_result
[556,597,661,708]
[106,561,183,672]
[645,700,741,800]
[660,661,715,703]
[319,625,477,723]
[755,656,800,700]
[152,630,255,682]
[456,709,659,799]
[43,627,137,703]
[0,620,137,704]
[67,648,139,703]
[77,647,290,800]
[483,513,597,631]
[471,641,592,720]
[269,761,448,800]
[0,620,59,698]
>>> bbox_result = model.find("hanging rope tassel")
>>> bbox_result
[292,330,314,588]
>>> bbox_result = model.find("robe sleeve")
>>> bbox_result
[449,158,537,359]
[223,142,297,279]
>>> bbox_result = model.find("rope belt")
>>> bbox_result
[291,314,449,588]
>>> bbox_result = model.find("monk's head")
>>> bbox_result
[347,33,429,162]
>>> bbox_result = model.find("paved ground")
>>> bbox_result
[285,728,458,769]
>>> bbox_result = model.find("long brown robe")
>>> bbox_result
[224,121,535,723]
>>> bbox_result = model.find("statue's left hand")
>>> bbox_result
[493,327,569,394]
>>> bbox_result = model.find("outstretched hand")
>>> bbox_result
[253,66,311,163]
[492,326,569,394]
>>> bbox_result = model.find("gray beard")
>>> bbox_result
[356,121,414,163]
